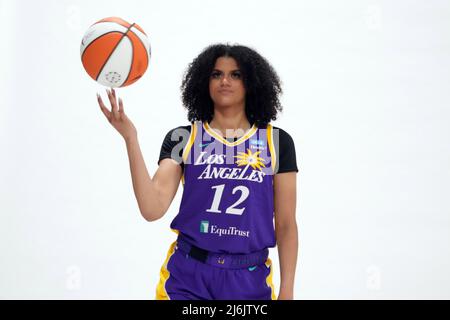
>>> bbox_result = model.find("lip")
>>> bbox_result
[218,90,233,94]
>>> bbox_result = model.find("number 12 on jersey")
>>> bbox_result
[205,184,249,216]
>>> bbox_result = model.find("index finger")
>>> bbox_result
[97,93,112,121]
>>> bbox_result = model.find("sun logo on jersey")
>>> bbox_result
[234,148,266,171]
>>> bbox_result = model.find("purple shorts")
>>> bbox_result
[155,239,277,300]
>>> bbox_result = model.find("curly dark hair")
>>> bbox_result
[180,43,283,129]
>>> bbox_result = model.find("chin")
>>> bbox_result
[214,98,235,106]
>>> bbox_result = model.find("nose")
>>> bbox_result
[220,76,231,86]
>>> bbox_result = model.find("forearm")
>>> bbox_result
[125,136,162,220]
[275,223,298,296]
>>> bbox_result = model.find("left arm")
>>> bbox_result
[274,171,298,300]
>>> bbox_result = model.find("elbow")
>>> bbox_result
[275,219,298,232]
[142,213,160,222]
[143,214,158,222]
[138,192,169,222]
[275,221,298,245]
[141,208,166,222]
[138,198,166,222]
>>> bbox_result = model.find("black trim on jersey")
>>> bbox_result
[158,124,299,174]
[273,126,299,174]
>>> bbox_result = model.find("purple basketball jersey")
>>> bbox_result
[170,121,278,254]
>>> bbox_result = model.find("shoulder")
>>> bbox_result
[270,125,296,148]
[271,125,292,136]
[162,124,192,143]
[269,125,298,174]
[160,124,192,149]
[159,124,192,166]
[164,124,192,137]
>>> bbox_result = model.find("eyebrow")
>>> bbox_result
[212,69,241,72]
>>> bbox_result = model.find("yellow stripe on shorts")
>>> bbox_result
[155,240,177,300]
[265,258,277,300]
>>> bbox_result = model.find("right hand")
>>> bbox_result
[97,88,137,141]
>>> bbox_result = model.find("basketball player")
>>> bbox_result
[97,44,298,300]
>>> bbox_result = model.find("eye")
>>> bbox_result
[211,71,221,78]
[231,72,242,79]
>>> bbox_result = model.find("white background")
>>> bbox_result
[1,0,449,299]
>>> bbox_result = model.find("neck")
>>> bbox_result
[208,109,252,138]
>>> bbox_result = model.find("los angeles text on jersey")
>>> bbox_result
[195,151,266,183]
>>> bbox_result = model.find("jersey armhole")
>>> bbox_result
[267,124,277,174]
[182,122,197,163]
[181,122,197,185]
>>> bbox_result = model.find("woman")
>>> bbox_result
[97,43,298,300]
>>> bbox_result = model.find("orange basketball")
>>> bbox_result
[80,17,151,88]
